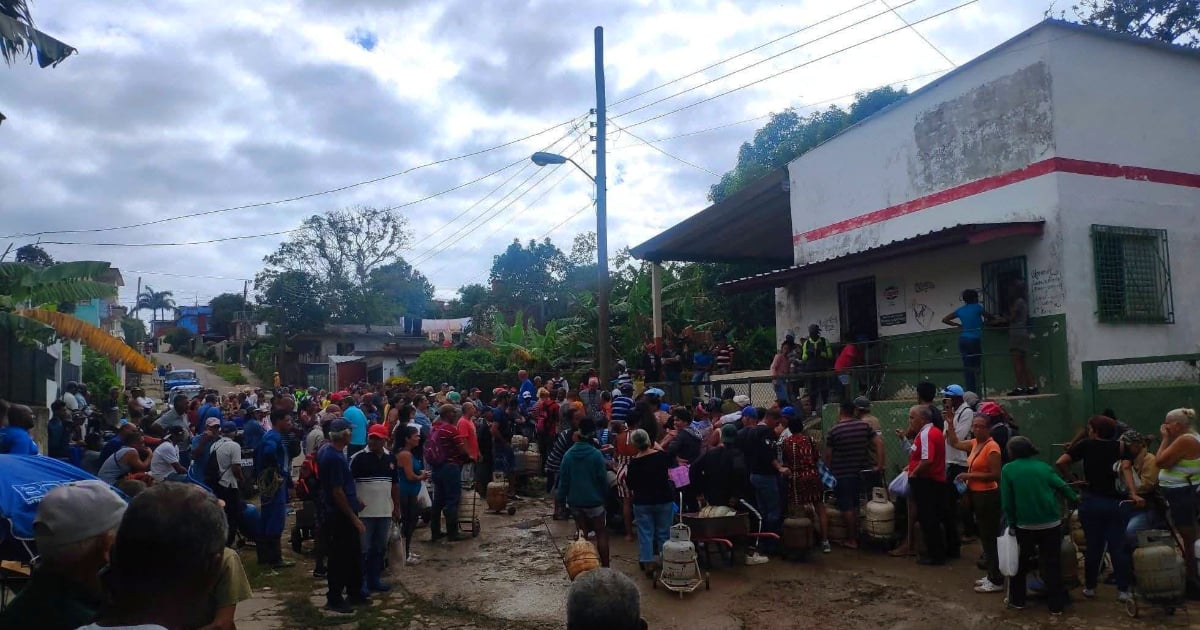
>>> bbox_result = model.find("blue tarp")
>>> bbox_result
[0,455,103,541]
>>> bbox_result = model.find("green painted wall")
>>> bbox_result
[818,394,1073,477]
[1089,383,1200,438]
[872,314,1068,399]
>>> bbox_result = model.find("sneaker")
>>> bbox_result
[1007,388,1026,396]
[1003,598,1025,611]
[975,576,992,586]
[821,540,832,553]
[271,560,296,569]
[744,552,770,566]
[324,601,354,614]
[1026,387,1039,395]
[1082,588,1096,598]
[1117,591,1133,603]
[405,555,421,565]
[407,551,422,560]
[975,580,1005,593]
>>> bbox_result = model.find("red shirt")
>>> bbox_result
[907,423,946,482]
[834,344,861,372]
[456,417,479,461]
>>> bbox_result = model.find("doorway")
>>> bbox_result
[838,277,878,342]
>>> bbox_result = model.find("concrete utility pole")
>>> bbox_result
[594,25,610,386]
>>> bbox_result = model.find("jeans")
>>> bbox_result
[1079,494,1131,590]
[750,473,782,536]
[633,502,674,563]
[431,463,462,535]
[361,516,391,591]
[958,336,982,394]
[1009,525,1066,613]
[772,379,790,404]
[691,370,709,397]
[910,477,946,563]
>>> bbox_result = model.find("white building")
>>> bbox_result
[634,20,1200,432]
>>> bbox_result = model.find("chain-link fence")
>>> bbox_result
[1082,353,1200,435]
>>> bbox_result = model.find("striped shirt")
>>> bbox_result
[826,418,874,479]
[611,395,635,423]
[350,448,396,518]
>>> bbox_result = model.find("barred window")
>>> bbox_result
[1091,225,1173,324]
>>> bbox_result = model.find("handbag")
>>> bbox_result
[888,470,909,497]
[668,464,691,488]
[416,481,432,510]
[997,528,1019,577]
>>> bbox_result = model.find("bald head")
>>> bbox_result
[7,404,34,429]
[908,404,931,430]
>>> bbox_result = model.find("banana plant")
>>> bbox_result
[0,261,118,345]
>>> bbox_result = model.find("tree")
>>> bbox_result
[1067,0,1199,47]
[361,260,435,324]
[445,283,489,319]
[1,0,77,124]
[258,270,328,337]
[14,244,53,267]
[136,286,176,321]
[0,260,118,344]
[488,238,570,320]
[207,293,249,339]
[405,348,501,387]
[708,86,910,202]
[120,316,146,349]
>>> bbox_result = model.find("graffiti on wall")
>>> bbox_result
[1030,267,1063,315]
[911,300,935,329]
[914,280,936,294]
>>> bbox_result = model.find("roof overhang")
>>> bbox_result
[629,169,793,265]
[719,221,1045,294]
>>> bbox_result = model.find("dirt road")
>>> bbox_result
[152,353,260,392]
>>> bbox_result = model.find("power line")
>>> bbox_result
[123,269,252,281]
[606,118,720,176]
[608,68,950,150]
[621,0,981,131]
[1,116,586,239]
[610,0,920,121]
[879,0,958,67]
[537,200,596,241]
[39,228,300,248]
[610,0,880,108]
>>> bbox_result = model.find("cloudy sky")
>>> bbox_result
[1,0,1053,311]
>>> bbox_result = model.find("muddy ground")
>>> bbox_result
[364,495,1184,630]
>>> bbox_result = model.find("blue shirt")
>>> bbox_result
[611,395,635,424]
[412,410,432,438]
[343,405,369,446]
[399,454,424,496]
[0,426,38,455]
[242,421,264,451]
[257,429,291,479]
[955,303,985,339]
[693,351,714,370]
[99,436,124,464]
[317,444,358,515]
[47,417,70,459]
[518,379,536,412]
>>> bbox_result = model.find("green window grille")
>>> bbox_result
[981,256,1027,316]
[1090,225,1174,324]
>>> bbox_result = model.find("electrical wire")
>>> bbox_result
[620,0,981,131]
[609,0,880,108]
[39,228,301,247]
[605,119,720,176]
[610,0,921,120]
[1,115,587,239]
[879,0,958,67]
[123,270,252,281]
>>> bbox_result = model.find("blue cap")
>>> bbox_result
[740,406,758,419]
[781,406,796,418]
[645,388,665,397]
[329,418,351,433]
[220,421,238,433]
[941,384,965,397]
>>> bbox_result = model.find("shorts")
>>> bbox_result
[573,505,605,519]
[834,473,862,511]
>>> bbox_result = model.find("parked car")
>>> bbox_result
[163,369,200,400]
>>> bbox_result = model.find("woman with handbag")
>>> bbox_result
[947,412,1004,593]
[396,425,431,565]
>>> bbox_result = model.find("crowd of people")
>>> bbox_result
[3,352,1199,627]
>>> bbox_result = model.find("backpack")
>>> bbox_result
[295,450,320,501]
[204,441,223,489]
[424,424,448,467]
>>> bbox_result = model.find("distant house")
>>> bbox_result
[175,305,212,336]
[286,324,432,389]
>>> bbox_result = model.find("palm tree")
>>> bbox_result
[0,260,118,344]
[136,286,176,321]
[1,0,76,125]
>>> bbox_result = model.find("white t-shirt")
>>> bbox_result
[63,393,80,411]
[213,438,242,489]
[149,441,181,481]
[946,403,974,467]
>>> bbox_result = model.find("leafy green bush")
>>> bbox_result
[213,363,248,386]
[406,348,502,387]
[248,342,277,385]
[83,348,120,396]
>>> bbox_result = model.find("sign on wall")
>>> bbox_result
[878,279,907,327]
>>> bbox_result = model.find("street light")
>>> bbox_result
[529,26,609,386]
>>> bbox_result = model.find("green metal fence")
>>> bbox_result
[1081,353,1200,435]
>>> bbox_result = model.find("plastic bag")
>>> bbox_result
[417,481,432,510]
[668,464,691,488]
[998,528,1019,577]
[888,471,909,498]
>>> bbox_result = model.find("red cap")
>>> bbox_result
[367,424,389,440]
[978,401,1004,417]
[330,393,344,402]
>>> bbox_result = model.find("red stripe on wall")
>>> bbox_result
[794,158,1200,244]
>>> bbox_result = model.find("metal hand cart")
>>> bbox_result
[1123,493,1189,619]
[458,463,482,537]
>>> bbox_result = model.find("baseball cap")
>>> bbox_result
[977,401,1004,417]
[329,393,344,403]
[781,406,796,418]
[367,424,389,440]
[732,394,751,407]
[941,384,965,397]
[740,406,758,419]
[644,387,665,397]
[205,417,222,428]
[447,391,462,403]
[220,422,238,434]
[853,396,872,410]
[329,418,351,433]
[1120,430,1147,445]
[720,423,739,444]
[34,481,127,550]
